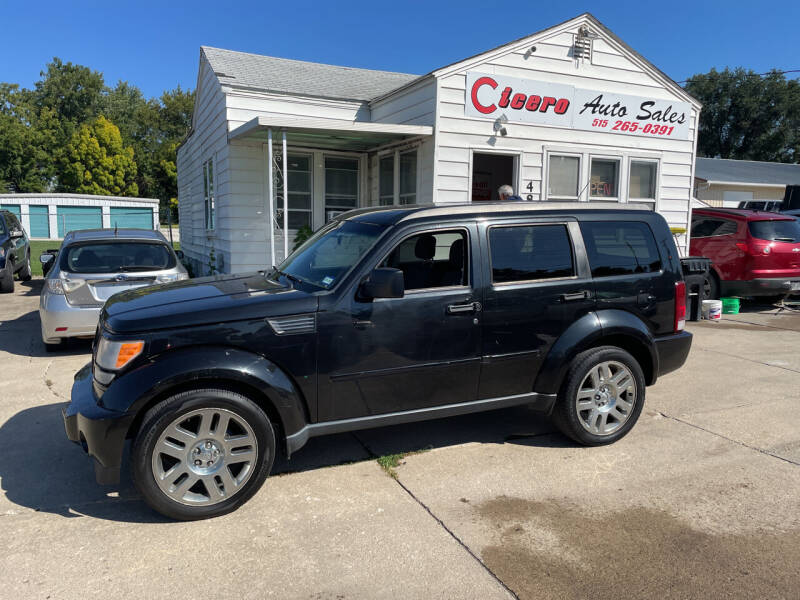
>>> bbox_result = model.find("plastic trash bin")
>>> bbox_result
[680,256,712,321]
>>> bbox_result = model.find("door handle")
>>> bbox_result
[561,291,589,302]
[447,301,481,314]
[637,292,657,306]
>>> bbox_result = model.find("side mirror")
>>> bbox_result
[10,229,23,239]
[40,253,55,275]
[359,268,404,300]
[175,250,185,260]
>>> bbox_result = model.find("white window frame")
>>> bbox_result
[628,157,660,206]
[545,152,582,201]
[467,147,522,203]
[203,157,215,231]
[588,155,622,202]
[377,147,420,206]
[543,146,662,209]
[276,152,314,232]
[323,152,362,220]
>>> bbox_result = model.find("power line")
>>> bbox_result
[679,69,800,85]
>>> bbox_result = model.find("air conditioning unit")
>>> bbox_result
[326,210,346,222]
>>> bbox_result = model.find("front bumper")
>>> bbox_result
[721,278,800,297]
[654,330,693,379]
[40,292,102,341]
[63,363,133,484]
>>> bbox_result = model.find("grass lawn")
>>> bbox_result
[28,240,61,277]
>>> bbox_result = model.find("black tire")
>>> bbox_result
[131,388,276,520]
[551,346,646,446]
[44,340,62,352]
[0,262,14,293]
[19,252,32,281]
[703,271,720,300]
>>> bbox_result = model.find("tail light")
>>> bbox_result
[674,280,686,332]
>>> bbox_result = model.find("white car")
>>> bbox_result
[39,228,188,350]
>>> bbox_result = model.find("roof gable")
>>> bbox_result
[201,46,418,102]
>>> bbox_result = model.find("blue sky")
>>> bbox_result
[2,0,799,99]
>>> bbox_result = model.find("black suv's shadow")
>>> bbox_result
[18,278,44,296]
[0,310,92,357]
[0,401,565,522]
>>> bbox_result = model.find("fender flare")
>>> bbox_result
[100,346,310,441]
[533,310,658,395]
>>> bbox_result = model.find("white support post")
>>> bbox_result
[267,128,275,266]
[282,131,289,260]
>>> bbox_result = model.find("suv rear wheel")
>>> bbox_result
[19,253,32,281]
[131,388,276,520]
[0,261,14,293]
[552,346,645,446]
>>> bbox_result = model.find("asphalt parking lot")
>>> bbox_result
[1,279,799,599]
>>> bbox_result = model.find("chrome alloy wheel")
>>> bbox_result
[575,361,637,436]
[151,408,258,506]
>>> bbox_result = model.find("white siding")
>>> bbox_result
[431,22,698,238]
[177,56,230,275]
[225,91,369,130]
[370,79,436,126]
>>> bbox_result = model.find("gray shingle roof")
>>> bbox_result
[202,46,420,102]
[696,158,800,185]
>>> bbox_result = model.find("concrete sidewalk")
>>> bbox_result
[1,281,799,599]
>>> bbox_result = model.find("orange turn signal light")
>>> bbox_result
[115,341,144,369]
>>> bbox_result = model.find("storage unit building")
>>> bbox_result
[177,12,701,275]
[694,158,800,207]
[0,193,160,239]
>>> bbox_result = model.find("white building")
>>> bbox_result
[694,157,800,208]
[0,193,159,239]
[177,12,700,275]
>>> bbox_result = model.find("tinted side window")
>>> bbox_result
[580,221,662,277]
[381,230,468,290]
[489,224,574,283]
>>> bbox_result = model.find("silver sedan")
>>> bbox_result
[39,228,188,350]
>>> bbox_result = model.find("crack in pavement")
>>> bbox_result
[656,411,800,468]
[349,432,519,599]
[42,360,69,401]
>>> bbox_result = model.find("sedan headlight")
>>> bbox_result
[95,338,145,371]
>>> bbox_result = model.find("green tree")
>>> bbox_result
[685,68,800,162]
[0,83,56,192]
[60,115,138,196]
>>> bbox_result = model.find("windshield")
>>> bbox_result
[60,242,176,273]
[272,220,385,289]
[749,219,800,243]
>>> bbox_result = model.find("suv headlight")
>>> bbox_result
[95,338,145,371]
[155,273,189,283]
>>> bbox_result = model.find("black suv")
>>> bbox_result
[0,209,32,293]
[63,203,692,519]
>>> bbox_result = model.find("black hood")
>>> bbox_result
[103,272,318,334]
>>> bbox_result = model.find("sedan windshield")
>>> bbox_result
[272,220,385,289]
[749,219,800,243]
[60,242,176,273]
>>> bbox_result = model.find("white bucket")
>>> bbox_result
[702,299,722,321]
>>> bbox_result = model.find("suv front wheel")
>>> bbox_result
[132,388,276,520]
[552,346,645,446]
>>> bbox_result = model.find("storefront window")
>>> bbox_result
[379,155,394,206]
[589,158,619,199]
[399,151,417,205]
[629,160,657,200]
[548,155,579,199]
[276,154,312,230]
[325,156,359,218]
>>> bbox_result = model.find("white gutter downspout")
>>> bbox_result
[282,131,289,260]
[267,128,275,266]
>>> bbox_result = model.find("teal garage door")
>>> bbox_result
[57,206,102,237]
[0,204,21,220]
[110,206,153,229]
[29,205,50,238]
